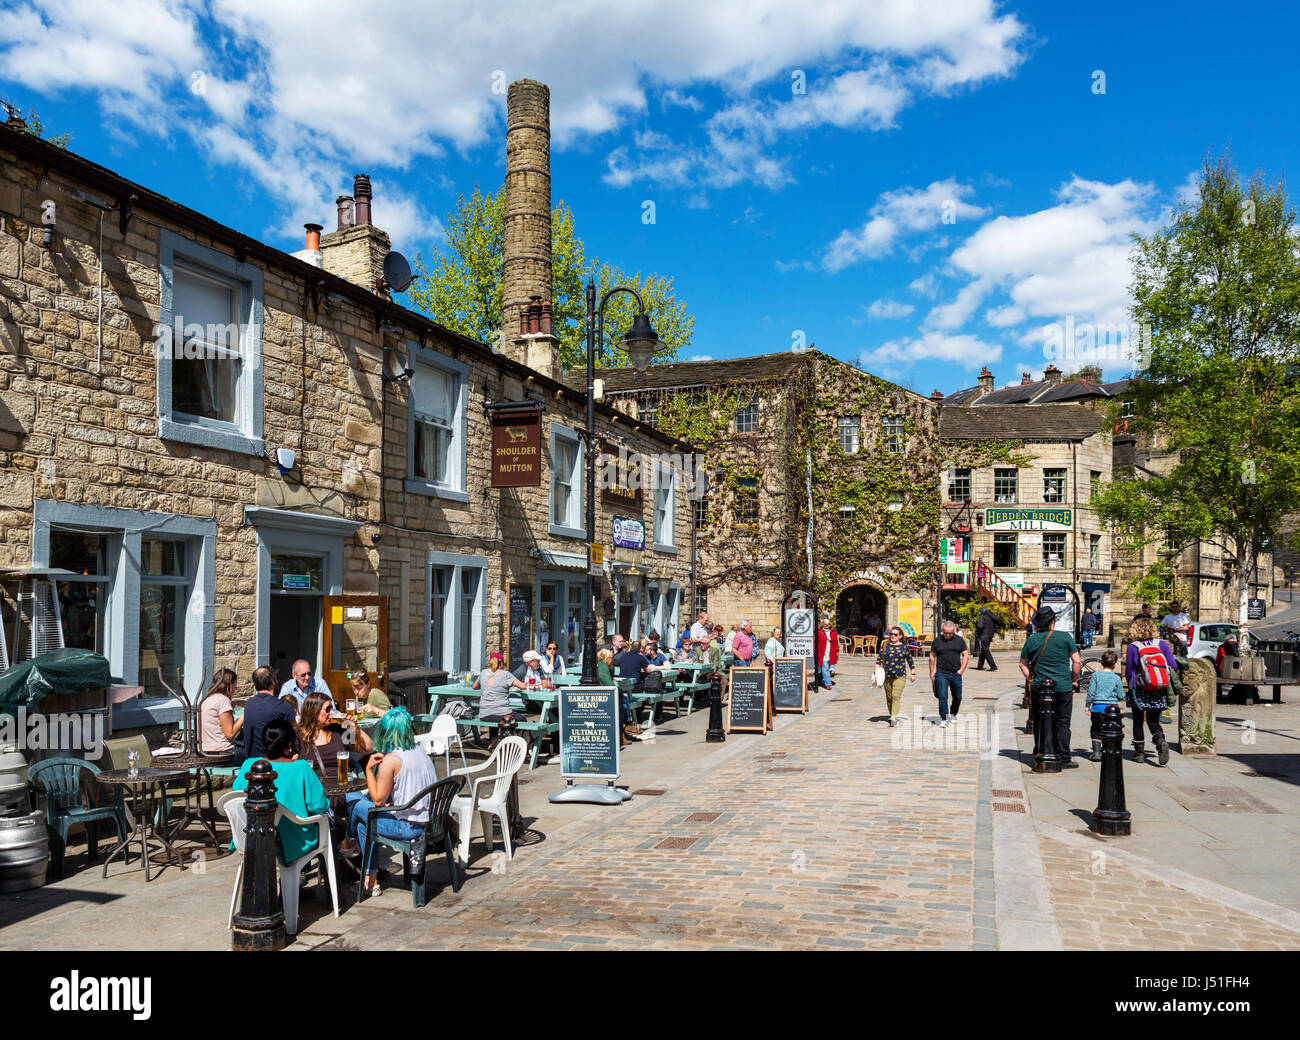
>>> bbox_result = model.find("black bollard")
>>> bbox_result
[1033,679,1061,773]
[232,759,286,951]
[1091,704,1131,836]
[706,670,726,743]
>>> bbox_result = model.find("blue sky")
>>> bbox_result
[2,1,1293,394]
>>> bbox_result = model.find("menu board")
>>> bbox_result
[771,657,807,713]
[508,584,532,668]
[727,666,770,734]
[558,685,620,780]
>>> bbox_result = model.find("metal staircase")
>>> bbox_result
[973,558,1036,627]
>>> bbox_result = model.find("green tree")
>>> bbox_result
[1095,151,1300,631]
[409,185,691,370]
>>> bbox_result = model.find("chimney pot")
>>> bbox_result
[930,389,944,400]
[304,223,323,251]
[1022,372,1033,384]
[353,174,373,226]
[335,195,354,231]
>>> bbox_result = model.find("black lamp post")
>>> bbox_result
[581,278,661,685]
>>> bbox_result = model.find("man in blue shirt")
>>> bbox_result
[243,665,298,760]
[279,658,334,710]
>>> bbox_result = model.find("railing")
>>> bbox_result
[973,558,1036,627]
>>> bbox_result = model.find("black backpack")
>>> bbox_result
[641,670,664,694]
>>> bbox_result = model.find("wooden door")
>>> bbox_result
[320,595,389,704]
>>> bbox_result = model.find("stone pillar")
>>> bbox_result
[502,79,559,379]
[1178,657,1216,754]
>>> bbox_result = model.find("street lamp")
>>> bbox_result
[582,278,662,685]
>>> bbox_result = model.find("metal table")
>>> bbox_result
[151,751,238,845]
[97,767,190,882]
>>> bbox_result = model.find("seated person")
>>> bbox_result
[200,668,242,756]
[351,669,391,718]
[512,650,548,686]
[232,719,330,865]
[279,659,335,711]
[297,691,373,779]
[538,641,566,678]
[644,636,670,666]
[242,665,297,760]
[598,647,638,740]
[475,652,528,724]
[341,707,438,893]
[614,640,652,690]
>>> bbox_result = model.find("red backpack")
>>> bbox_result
[1133,639,1170,691]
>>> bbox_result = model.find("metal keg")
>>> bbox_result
[0,810,48,893]
[0,744,29,815]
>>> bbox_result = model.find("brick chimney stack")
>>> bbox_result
[1021,372,1033,385]
[502,79,559,379]
[977,366,995,395]
[1043,363,1062,386]
[320,173,391,297]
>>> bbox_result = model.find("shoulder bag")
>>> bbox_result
[1023,631,1054,707]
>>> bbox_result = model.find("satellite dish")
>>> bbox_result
[383,250,416,293]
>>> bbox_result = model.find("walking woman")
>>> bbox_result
[1125,616,1177,766]
[878,626,917,727]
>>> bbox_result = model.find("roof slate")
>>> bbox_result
[939,404,1105,441]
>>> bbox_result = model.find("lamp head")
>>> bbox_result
[621,313,660,372]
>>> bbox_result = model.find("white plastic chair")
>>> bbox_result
[414,715,468,774]
[219,792,340,936]
[449,736,527,866]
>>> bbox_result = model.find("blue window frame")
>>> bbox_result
[548,423,586,539]
[405,346,469,503]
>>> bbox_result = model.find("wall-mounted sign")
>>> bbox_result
[1248,598,1266,620]
[612,515,645,551]
[838,568,889,590]
[490,408,542,487]
[984,507,1072,531]
[599,450,644,510]
[591,543,604,566]
[282,574,312,590]
[1018,533,1043,546]
[898,599,923,633]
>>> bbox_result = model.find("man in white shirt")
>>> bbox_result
[689,610,710,643]
[724,624,739,655]
[279,658,334,710]
[1161,601,1191,648]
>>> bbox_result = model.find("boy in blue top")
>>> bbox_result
[1086,650,1124,762]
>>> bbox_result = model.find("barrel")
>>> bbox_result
[0,745,29,814]
[0,810,48,893]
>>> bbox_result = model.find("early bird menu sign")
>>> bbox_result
[728,666,770,733]
[490,407,541,487]
[771,657,808,713]
[558,685,620,780]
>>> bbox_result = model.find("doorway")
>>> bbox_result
[835,585,887,636]
[269,594,321,680]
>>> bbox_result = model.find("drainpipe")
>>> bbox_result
[806,447,813,584]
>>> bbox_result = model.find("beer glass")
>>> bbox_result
[336,752,348,786]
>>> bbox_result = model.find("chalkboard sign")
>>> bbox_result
[727,666,769,734]
[558,685,620,780]
[508,584,532,668]
[1247,598,1266,621]
[771,657,807,713]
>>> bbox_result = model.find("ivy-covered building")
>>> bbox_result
[581,350,942,635]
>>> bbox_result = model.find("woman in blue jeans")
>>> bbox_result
[342,707,437,897]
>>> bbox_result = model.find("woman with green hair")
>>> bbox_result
[340,707,437,897]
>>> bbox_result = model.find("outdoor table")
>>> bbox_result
[98,766,189,882]
[427,684,560,770]
[149,750,238,845]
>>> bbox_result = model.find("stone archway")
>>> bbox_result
[835,583,887,636]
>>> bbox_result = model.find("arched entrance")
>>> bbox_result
[836,584,887,636]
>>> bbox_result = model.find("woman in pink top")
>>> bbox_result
[200,668,242,755]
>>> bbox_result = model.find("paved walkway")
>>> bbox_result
[1,651,1296,951]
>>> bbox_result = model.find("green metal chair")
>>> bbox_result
[357,776,464,908]
[28,758,129,879]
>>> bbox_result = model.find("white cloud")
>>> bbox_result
[984,304,1024,327]
[866,298,915,319]
[661,89,703,112]
[923,279,989,330]
[908,273,940,297]
[823,179,985,271]
[686,354,714,362]
[860,330,1002,375]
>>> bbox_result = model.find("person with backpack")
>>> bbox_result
[1018,606,1083,766]
[1125,616,1177,765]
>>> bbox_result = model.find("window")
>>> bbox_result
[993,534,1018,569]
[887,494,904,511]
[948,467,971,502]
[653,461,676,552]
[838,416,860,454]
[883,416,905,454]
[696,586,708,616]
[994,468,1018,503]
[1089,533,1101,568]
[639,397,659,428]
[158,230,264,455]
[1043,534,1066,569]
[736,477,759,524]
[549,425,584,537]
[1090,470,1102,500]
[50,530,110,655]
[1043,468,1067,504]
[735,398,759,434]
[408,351,468,500]
[694,495,709,532]
[1121,400,1135,419]
[425,552,486,675]
[838,504,856,527]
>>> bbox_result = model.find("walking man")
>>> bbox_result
[929,620,969,727]
[973,605,999,671]
[1080,607,1097,650]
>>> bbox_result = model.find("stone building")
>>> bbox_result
[582,351,942,635]
[0,80,693,725]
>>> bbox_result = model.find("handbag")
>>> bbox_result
[1024,631,1054,706]
[873,664,886,687]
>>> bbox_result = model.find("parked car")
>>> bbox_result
[1181,622,1259,661]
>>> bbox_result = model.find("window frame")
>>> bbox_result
[837,415,860,454]
[1042,533,1067,569]
[882,416,905,454]
[993,533,1018,569]
[548,423,586,539]
[993,468,1018,504]
[653,460,676,553]
[157,230,265,456]
[405,346,470,503]
[735,476,760,525]
[1043,468,1067,504]
[734,398,759,434]
[1089,533,1101,568]
[948,467,972,502]
[425,551,487,675]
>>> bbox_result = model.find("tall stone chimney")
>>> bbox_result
[320,173,391,297]
[977,366,995,395]
[502,80,559,379]
[1043,363,1062,386]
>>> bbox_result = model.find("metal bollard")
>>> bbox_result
[706,670,726,743]
[231,759,286,951]
[1033,679,1061,773]
[1091,703,1131,836]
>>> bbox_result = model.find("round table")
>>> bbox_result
[149,752,240,844]
[98,767,190,882]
